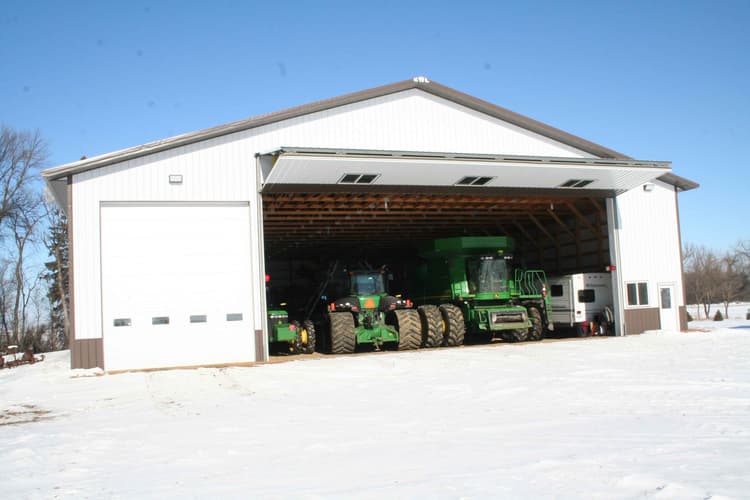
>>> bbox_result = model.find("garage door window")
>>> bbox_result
[626,282,649,306]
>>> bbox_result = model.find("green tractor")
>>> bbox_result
[268,307,316,354]
[415,236,550,344]
[326,269,423,354]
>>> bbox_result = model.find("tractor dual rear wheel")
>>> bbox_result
[439,304,465,346]
[393,309,421,350]
[329,312,355,354]
[417,305,442,347]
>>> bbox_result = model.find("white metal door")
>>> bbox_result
[658,284,678,331]
[100,203,255,371]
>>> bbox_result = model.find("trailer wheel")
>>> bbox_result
[301,320,316,354]
[329,312,355,354]
[526,307,545,341]
[394,309,421,350]
[417,305,442,347]
[501,329,528,343]
[439,304,465,346]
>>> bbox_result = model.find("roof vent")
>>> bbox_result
[338,173,380,185]
[412,76,430,83]
[559,179,594,188]
[456,176,494,186]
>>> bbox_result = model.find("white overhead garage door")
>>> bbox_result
[100,203,256,371]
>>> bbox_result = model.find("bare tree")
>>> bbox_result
[0,126,46,228]
[0,125,47,349]
[716,251,745,318]
[683,243,722,319]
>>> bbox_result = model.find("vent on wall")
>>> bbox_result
[338,173,380,184]
[455,176,494,186]
[559,179,594,188]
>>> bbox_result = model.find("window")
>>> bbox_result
[550,284,563,297]
[152,316,170,325]
[190,315,207,323]
[113,318,131,327]
[577,289,595,303]
[626,282,649,306]
[226,313,243,321]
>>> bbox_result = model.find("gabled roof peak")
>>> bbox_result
[44,78,632,180]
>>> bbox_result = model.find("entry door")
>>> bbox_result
[658,284,678,331]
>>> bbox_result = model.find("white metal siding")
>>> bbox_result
[72,88,596,343]
[615,181,684,309]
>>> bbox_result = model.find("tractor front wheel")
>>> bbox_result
[439,304,465,346]
[417,305,442,347]
[329,312,355,354]
[301,320,316,354]
[394,309,421,350]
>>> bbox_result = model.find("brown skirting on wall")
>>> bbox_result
[624,308,660,335]
[255,329,267,362]
[679,306,688,331]
[71,338,104,369]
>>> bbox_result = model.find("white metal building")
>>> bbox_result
[42,77,697,372]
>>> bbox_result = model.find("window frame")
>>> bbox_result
[625,281,650,308]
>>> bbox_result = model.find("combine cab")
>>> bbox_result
[327,270,422,354]
[414,236,551,344]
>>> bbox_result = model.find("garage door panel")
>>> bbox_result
[101,204,255,371]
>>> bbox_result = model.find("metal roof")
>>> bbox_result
[43,77,633,181]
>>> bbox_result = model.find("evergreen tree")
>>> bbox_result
[44,208,69,350]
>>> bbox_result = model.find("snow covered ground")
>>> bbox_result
[2,323,750,498]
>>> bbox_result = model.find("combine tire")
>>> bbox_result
[329,312,355,354]
[439,304,465,346]
[301,320,316,354]
[501,329,528,343]
[526,307,545,341]
[417,305,442,347]
[394,309,421,350]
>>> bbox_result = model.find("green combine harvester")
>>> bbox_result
[327,269,422,354]
[414,236,550,344]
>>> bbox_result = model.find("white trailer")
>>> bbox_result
[548,273,614,336]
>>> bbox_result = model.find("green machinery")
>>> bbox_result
[327,270,422,354]
[414,236,550,344]
[268,308,316,354]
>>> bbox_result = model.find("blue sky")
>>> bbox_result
[1,0,748,250]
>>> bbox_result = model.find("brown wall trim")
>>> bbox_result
[679,306,688,332]
[71,338,104,369]
[624,308,660,335]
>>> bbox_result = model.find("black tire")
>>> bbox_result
[417,305,442,347]
[501,329,528,343]
[575,324,591,337]
[439,304,465,346]
[301,320,316,354]
[526,307,545,341]
[291,321,303,354]
[394,309,421,350]
[329,312,355,354]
